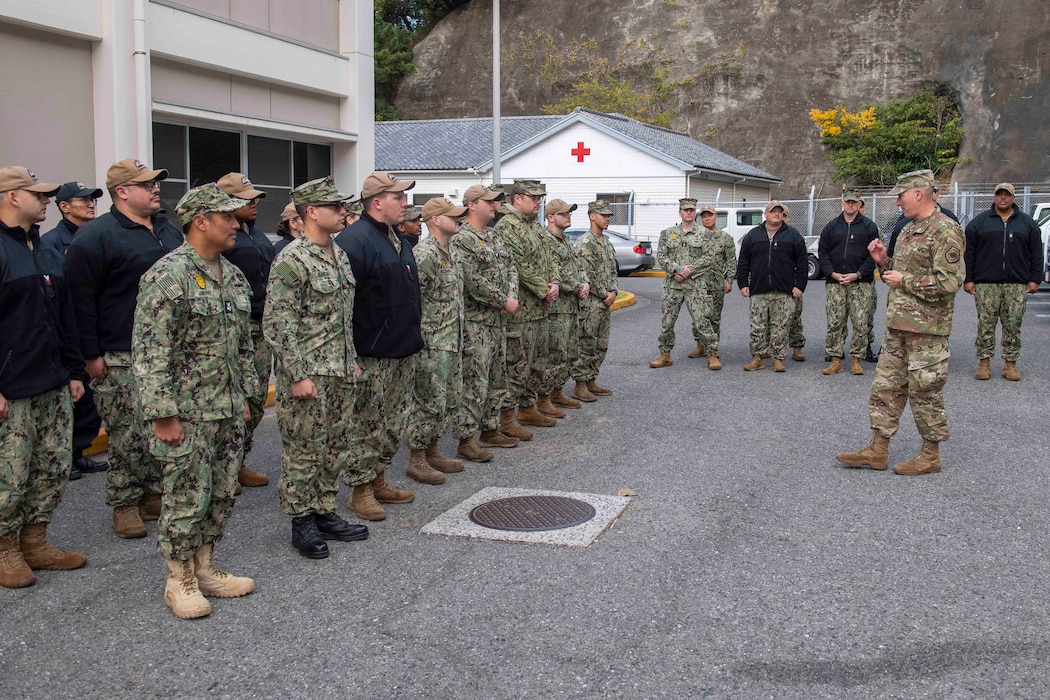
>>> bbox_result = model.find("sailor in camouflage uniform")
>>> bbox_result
[697,204,737,368]
[133,184,257,619]
[837,170,965,476]
[542,199,589,411]
[572,201,618,400]
[264,177,367,559]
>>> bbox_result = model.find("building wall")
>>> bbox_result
[161,0,340,52]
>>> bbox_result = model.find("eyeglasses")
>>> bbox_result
[67,197,97,206]
[122,181,159,191]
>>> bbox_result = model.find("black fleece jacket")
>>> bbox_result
[818,212,879,282]
[964,204,1043,284]
[736,223,808,295]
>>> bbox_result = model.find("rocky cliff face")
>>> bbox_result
[395,0,1050,197]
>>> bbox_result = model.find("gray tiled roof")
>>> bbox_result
[375,108,778,181]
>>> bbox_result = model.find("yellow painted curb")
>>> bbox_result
[611,291,636,311]
[629,270,666,277]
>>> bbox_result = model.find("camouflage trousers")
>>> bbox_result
[275,374,354,518]
[344,356,414,486]
[869,329,950,443]
[407,348,462,449]
[867,286,879,346]
[658,283,717,354]
[748,293,793,359]
[0,387,73,536]
[824,282,876,358]
[151,415,243,561]
[453,321,506,438]
[504,319,545,410]
[242,319,273,464]
[574,302,610,381]
[708,282,728,339]
[544,310,581,392]
[789,294,805,348]
[974,283,1027,361]
[93,354,162,507]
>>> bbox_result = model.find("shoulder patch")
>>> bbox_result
[944,245,961,264]
[156,271,183,300]
[273,258,300,285]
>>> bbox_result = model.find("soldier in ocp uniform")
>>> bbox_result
[837,170,965,476]
[697,204,737,369]
[133,183,258,619]
[542,199,589,410]
[572,201,618,399]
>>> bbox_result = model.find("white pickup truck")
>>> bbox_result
[715,207,823,280]
[1032,203,1050,282]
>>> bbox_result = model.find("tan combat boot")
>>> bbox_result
[478,430,518,448]
[536,394,566,419]
[112,505,147,539]
[743,355,765,371]
[193,543,254,598]
[975,357,991,380]
[138,493,161,522]
[572,381,597,403]
[426,441,464,472]
[707,354,722,371]
[406,448,445,485]
[893,439,942,476]
[551,389,581,409]
[649,351,673,368]
[349,484,387,521]
[836,431,890,471]
[851,358,864,375]
[518,404,557,427]
[1003,361,1021,381]
[823,357,843,375]
[499,409,534,440]
[772,358,787,372]
[587,379,612,396]
[0,532,35,589]
[19,523,86,571]
[238,466,269,487]
[164,557,211,619]
[687,342,706,358]
[371,473,415,503]
[792,347,806,362]
[458,437,494,463]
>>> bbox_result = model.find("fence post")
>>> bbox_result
[807,185,816,237]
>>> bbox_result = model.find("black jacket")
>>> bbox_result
[0,221,86,399]
[337,213,423,358]
[736,223,808,295]
[888,206,958,257]
[964,204,1043,284]
[818,213,879,282]
[65,206,184,359]
[40,217,79,256]
[222,222,276,320]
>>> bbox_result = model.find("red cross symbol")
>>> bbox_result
[571,141,591,162]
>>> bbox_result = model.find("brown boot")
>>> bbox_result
[406,448,445,485]
[772,358,786,372]
[743,355,765,371]
[587,379,612,396]
[112,505,147,539]
[823,357,843,375]
[893,439,942,476]
[0,532,35,589]
[426,441,464,473]
[371,473,415,504]
[1003,361,1021,381]
[458,437,494,463]
[350,484,386,521]
[707,354,721,371]
[138,493,161,522]
[851,358,864,375]
[649,351,673,368]
[836,431,890,471]
[687,342,707,358]
[235,482,242,496]
[975,357,991,380]
[478,430,518,448]
[572,381,597,403]
[551,389,581,409]
[536,394,566,419]
[19,523,86,571]
[792,347,806,362]
[499,409,534,440]
[238,466,269,487]
[518,404,557,427]
[164,558,211,619]
[193,543,254,598]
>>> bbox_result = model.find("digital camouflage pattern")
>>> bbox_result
[748,293,793,359]
[700,227,737,340]
[503,319,543,409]
[789,295,805,349]
[824,282,876,358]
[656,222,712,352]
[974,283,1027,360]
[545,228,588,392]
[453,221,517,326]
[0,388,73,536]
[343,355,414,486]
[243,320,271,460]
[495,206,558,323]
[453,322,506,437]
[174,183,249,227]
[408,349,462,449]
[657,286,711,353]
[574,230,617,381]
[870,330,950,442]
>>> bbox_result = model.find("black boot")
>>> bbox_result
[314,512,368,542]
[73,455,110,473]
[291,516,330,559]
[864,344,878,363]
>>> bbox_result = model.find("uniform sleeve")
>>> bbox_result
[578,237,608,298]
[453,235,509,310]
[415,244,436,293]
[656,228,676,274]
[720,234,736,286]
[65,236,107,359]
[499,219,549,301]
[233,271,260,398]
[132,269,181,421]
[857,220,879,278]
[263,257,308,382]
[900,224,964,301]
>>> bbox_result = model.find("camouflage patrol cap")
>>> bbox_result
[545,199,577,217]
[588,200,613,215]
[842,189,863,202]
[0,167,60,195]
[421,197,468,221]
[511,179,546,196]
[888,169,937,195]
[217,172,265,200]
[463,184,505,204]
[679,197,698,210]
[698,204,717,215]
[175,183,250,227]
[403,207,422,221]
[764,200,788,214]
[994,182,1016,195]
[291,176,356,206]
[346,200,364,216]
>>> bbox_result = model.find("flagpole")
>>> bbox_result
[492,0,500,185]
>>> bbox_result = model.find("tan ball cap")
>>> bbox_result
[105,158,168,190]
[463,184,505,204]
[0,166,60,195]
[421,197,467,221]
[217,172,266,200]
[545,199,577,217]
[361,171,415,199]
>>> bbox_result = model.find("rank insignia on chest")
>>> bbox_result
[42,274,51,285]
[195,273,207,289]
[225,301,233,313]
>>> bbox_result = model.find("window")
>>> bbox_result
[413,193,443,206]
[596,192,632,226]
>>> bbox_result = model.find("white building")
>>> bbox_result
[376,108,779,243]
[0,0,374,232]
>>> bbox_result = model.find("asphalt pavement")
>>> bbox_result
[4,277,1050,699]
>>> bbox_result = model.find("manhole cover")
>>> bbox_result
[469,495,596,532]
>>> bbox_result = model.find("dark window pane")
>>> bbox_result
[248,136,290,186]
[413,193,443,205]
[189,127,240,187]
[293,141,332,186]
[153,123,187,180]
[254,186,292,234]
[159,181,188,224]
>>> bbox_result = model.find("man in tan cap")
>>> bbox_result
[337,172,422,522]
[542,199,589,411]
[573,201,618,399]
[0,167,88,588]
[837,169,964,476]
[66,159,183,538]
[216,173,276,491]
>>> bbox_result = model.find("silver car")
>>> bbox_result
[566,228,655,276]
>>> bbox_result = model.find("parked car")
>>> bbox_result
[566,228,655,276]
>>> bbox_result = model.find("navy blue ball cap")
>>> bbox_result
[55,181,103,203]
